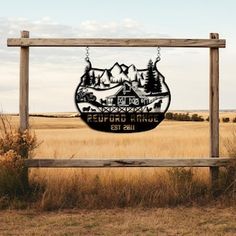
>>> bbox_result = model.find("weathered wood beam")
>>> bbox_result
[25,158,231,168]
[210,33,220,158]
[209,33,220,192]
[7,38,226,48]
[19,31,29,133]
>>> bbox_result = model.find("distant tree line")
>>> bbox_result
[207,116,236,123]
[165,112,236,122]
[165,112,204,122]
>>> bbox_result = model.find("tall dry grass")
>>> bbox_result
[33,120,233,158]
[8,114,235,158]
[0,115,38,208]
[30,168,210,210]
[218,129,236,202]
[1,114,236,209]
[30,116,236,209]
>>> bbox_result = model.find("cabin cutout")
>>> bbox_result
[106,82,148,107]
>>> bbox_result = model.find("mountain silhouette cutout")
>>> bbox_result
[81,62,147,89]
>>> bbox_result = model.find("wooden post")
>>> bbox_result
[19,30,29,132]
[19,31,30,191]
[209,33,220,194]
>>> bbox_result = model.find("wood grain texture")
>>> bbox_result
[19,31,29,132]
[7,38,226,48]
[209,33,220,158]
[209,33,220,192]
[25,158,231,168]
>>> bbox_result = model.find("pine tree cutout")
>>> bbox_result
[144,59,162,94]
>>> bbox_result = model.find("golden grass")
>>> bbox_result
[30,167,211,210]
[2,113,231,158]
[3,113,236,210]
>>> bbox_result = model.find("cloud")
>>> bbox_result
[0,17,235,112]
[1,17,166,112]
[0,17,171,73]
[79,18,146,37]
[0,17,163,39]
[0,17,167,65]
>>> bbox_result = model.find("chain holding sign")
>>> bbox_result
[75,48,171,133]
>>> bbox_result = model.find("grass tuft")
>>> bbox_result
[0,115,38,206]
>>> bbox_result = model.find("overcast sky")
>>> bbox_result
[0,0,235,112]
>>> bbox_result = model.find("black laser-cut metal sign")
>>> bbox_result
[75,58,171,133]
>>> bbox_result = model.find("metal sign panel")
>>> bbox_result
[75,59,171,133]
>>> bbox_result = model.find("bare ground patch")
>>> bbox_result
[0,207,236,235]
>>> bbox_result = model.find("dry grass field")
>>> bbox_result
[6,114,236,198]
[8,112,236,158]
[1,113,236,235]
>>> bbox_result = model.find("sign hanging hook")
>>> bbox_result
[156,47,161,62]
[85,46,90,61]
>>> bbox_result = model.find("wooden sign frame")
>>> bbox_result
[7,31,227,190]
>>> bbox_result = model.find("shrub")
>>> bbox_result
[167,168,208,204]
[220,129,236,201]
[165,112,204,122]
[0,115,38,201]
[233,117,236,123]
[219,161,236,198]
[0,150,26,197]
[175,113,191,121]
[191,114,204,122]
[165,112,173,120]
[165,112,191,121]
[0,120,38,158]
[222,117,230,123]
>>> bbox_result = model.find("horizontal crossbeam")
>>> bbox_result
[7,38,226,48]
[25,158,232,168]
